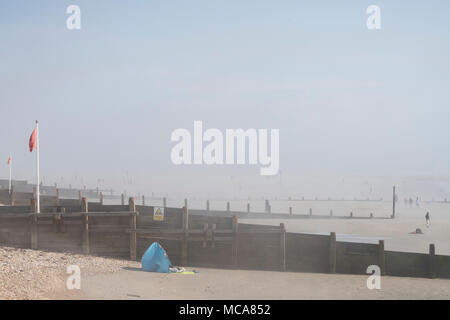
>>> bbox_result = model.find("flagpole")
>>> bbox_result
[36,120,40,213]
[8,154,11,195]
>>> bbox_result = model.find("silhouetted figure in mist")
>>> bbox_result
[425,212,430,228]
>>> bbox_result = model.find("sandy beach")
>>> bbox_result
[1,201,450,300]
[78,267,450,300]
[0,245,449,300]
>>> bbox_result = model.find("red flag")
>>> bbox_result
[7,156,11,165]
[29,128,36,152]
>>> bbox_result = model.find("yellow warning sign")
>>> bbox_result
[153,207,164,221]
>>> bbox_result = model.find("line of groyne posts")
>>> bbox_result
[6,184,412,218]
[110,194,396,219]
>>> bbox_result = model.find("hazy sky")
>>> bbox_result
[1,1,449,196]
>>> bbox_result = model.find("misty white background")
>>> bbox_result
[1,1,449,198]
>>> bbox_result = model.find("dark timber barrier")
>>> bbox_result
[0,198,448,279]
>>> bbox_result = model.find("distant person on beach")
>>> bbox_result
[425,212,430,228]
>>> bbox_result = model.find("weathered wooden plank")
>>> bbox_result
[329,232,336,274]
[232,216,238,268]
[379,240,386,275]
[280,223,286,271]
[30,214,38,250]
[129,197,137,261]
[181,206,189,266]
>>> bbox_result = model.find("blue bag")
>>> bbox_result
[141,242,172,273]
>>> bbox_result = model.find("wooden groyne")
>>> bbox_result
[0,189,393,219]
[0,197,449,279]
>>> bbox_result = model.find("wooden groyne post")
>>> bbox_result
[181,206,189,265]
[99,192,103,205]
[30,198,38,249]
[129,197,137,261]
[429,243,435,279]
[379,240,386,275]
[232,215,239,268]
[55,188,60,206]
[9,185,14,206]
[329,232,336,274]
[81,197,90,254]
[280,223,286,271]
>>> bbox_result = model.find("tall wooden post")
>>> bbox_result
[30,214,38,250]
[247,203,250,213]
[206,200,210,212]
[9,185,14,206]
[99,192,103,205]
[226,202,230,212]
[202,223,209,248]
[129,197,137,261]
[379,240,386,275]
[163,197,167,208]
[30,197,37,213]
[121,193,125,205]
[142,195,145,206]
[289,207,292,215]
[309,208,312,216]
[429,243,435,279]
[81,197,90,254]
[55,188,60,206]
[211,224,216,248]
[30,198,38,249]
[392,186,396,219]
[232,215,239,268]
[81,197,88,213]
[280,223,286,271]
[181,206,189,266]
[184,198,188,208]
[78,190,82,202]
[329,232,337,274]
